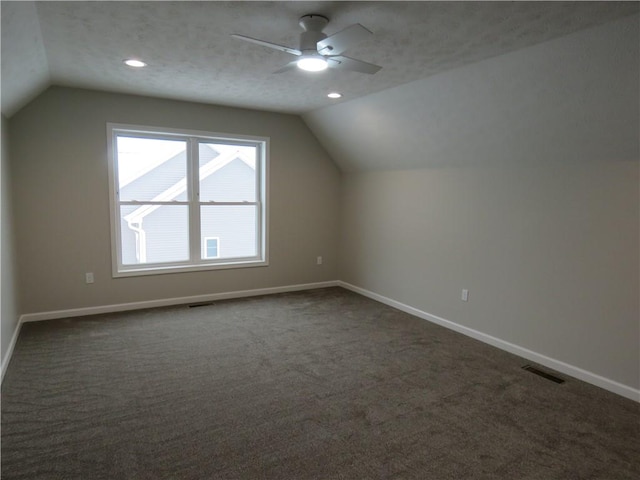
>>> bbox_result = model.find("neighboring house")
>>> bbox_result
[119,143,257,265]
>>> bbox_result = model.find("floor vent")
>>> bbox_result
[522,365,565,384]
[188,302,215,308]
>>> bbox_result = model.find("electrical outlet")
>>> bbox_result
[85,272,94,284]
[316,256,323,265]
[461,289,469,302]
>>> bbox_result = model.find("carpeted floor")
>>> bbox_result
[1,287,639,479]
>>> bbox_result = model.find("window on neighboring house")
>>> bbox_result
[107,123,268,276]
[203,237,220,259]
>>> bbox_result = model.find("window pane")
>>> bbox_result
[117,136,187,201]
[120,205,189,265]
[199,143,257,202]
[203,238,219,259]
[200,206,257,259]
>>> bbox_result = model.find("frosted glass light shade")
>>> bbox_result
[297,56,328,72]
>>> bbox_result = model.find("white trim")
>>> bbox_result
[19,281,340,323]
[107,123,269,277]
[112,257,268,278]
[106,123,270,146]
[4,281,337,382]
[338,281,640,403]
[1,318,22,383]
[8,280,637,402]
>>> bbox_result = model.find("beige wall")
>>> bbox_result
[340,163,639,388]
[333,16,639,390]
[9,87,341,314]
[1,114,19,365]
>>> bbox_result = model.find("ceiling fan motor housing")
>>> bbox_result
[299,14,329,53]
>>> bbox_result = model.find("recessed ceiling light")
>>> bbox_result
[124,59,147,68]
[297,55,328,72]
[327,92,342,99]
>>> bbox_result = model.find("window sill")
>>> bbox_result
[113,259,268,278]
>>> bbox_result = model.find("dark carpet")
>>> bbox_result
[2,287,639,479]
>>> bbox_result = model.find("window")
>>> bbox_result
[203,237,220,259]
[107,124,268,276]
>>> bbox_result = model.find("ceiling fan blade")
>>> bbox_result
[273,61,299,74]
[327,55,382,74]
[231,34,301,56]
[317,24,372,56]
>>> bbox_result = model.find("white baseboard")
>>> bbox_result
[19,281,341,323]
[338,281,640,403]
[1,318,22,383]
[6,279,639,402]
[0,281,339,384]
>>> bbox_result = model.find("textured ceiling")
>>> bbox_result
[2,1,638,116]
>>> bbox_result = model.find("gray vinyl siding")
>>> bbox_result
[119,147,187,201]
[200,160,258,258]
[141,205,189,263]
[200,205,257,259]
[200,160,256,202]
[121,144,217,201]
[120,156,256,264]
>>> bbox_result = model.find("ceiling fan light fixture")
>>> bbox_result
[297,55,328,72]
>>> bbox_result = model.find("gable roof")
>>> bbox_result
[123,145,255,225]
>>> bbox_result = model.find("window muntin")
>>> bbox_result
[108,124,268,276]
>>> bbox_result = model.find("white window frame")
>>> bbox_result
[203,237,220,259]
[107,123,269,277]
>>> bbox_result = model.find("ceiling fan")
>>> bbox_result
[231,14,382,74]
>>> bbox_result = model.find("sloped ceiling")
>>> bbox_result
[1,1,50,116]
[303,14,640,171]
[2,1,637,118]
